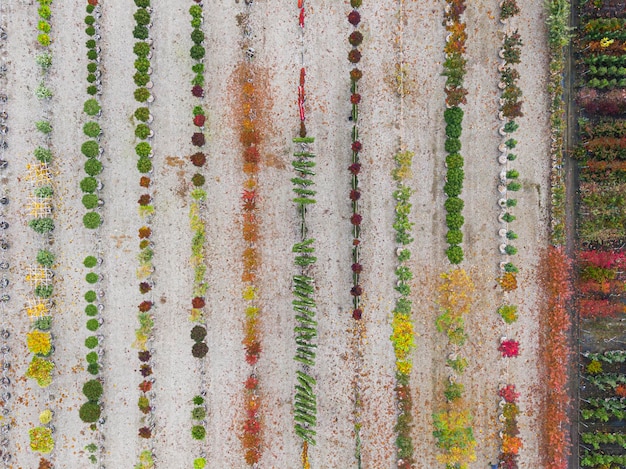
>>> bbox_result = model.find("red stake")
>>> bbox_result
[299,8,305,27]
[300,68,306,86]
[298,0,303,8]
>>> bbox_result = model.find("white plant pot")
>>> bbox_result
[499,243,508,254]
[500,170,508,183]
[498,126,508,136]
[499,153,509,164]
[498,49,506,59]
[498,81,507,90]
[145,81,153,89]
[498,143,508,152]
[498,199,507,209]
[499,228,508,237]
[498,111,506,121]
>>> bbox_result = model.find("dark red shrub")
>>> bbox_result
[192,342,208,358]
[245,376,258,390]
[139,176,151,188]
[350,285,363,296]
[138,350,151,362]
[193,114,206,127]
[140,364,152,377]
[350,190,361,201]
[349,31,363,46]
[192,297,205,308]
[348,10,361,26]
[138,301,153,312]
[139,380,152,392]
[352,308,362,320]
[351,213,362,225]
[244,146,260,163]
[190,152,206,167]
[192,132,205,147]
[192,85,204,97]
[350,93,361,104]
[138,194,151,206]
[139,282,152,294]
[352,141,362,152]
[351,263,363,273]
[349,163,361,174]
[138,427,152,439]
[348,49,362,63]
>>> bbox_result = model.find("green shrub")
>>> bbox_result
[35,52,52,70]
[35,120,52,134]
[135,0,150,6]
[502,212,516,223]
[193,458,206,469]
[38,20,51,33]
[134,72,150,87]
[506,169,519,179]
[133,25,149,40]
[134,88,150,102]
[134,57,150,73]
[446,212,464,230]
[505,138,517,149]
[80,177,98,193]
[86,39,96,49]
[444,382,464,401]
[191,407,206,420]
[190,45,205,60]
[137,157,152,173]
[506,230,518,240]
[35,83,53,100]
[86,273,99,284]
[135,124,151,140]
[83,212,102,229]
[37,33,51,46]
[191,28,204,44]
[83,379,103,401]
[34,146,52,163]
[85,335,98,349]
[29,217,55,234]
[84,99,101,116]
[86,4,95,14]
[34,316,52,331]
[134,107,150,122]
[85,159,103,176]
[84,256,98,268]
[445,153,463,169]
[193,105,205,116]
[34,186,53,198]
[36,250,55,267]
[503,121,519,133]
[133,41,150,57]
[34,284,53,298]
[85,290,97,302]
[189,5,202,18]
[85,15,95,25]
[191,425,206,440]
[507,153,517,161]
[135,142,152,158]
[134,8,151,25]
[445,138,461,153]
[445,123,462,138]
[443,180,461,197]
[497,305,518,324]
[79,402,101,423]
[87,363,99,375]
[446,245,464,264]
[87,49,97,61]
[446,168,464,187]
[85,304,98,316]
[444,197,464,213]
[81,140,99,158]
[507,181,521,191]
[351,0,362,6]
[85,26,96,36]
[86,318,100,331]
[86,352,98,364]
[83,121,101,138]
[446,229,463,245]
[80,192,100,210]
[444,106,464,125]
[506,199,517,207]
[504,245,518,255]
[193,395,204,405]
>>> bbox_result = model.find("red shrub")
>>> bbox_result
[192,132,205,147]
[192,297,205,308]
[348,10,361,26]
[190,152,206,167]
[193,114,206,127]
[499,340,520,357]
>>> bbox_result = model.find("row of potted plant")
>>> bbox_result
[390,151,416,469]
[441,0,468,265]
[25,2,56,465]
[495,3,523,466]
[346,1,365,465]
[187,3,208,468]
[131,1,156,467]
[433,268,476,468]
[78,2,106,466]
[237,5,263,466]
[291,4,317,468]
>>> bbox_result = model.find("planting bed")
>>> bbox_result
[0,0,598,468]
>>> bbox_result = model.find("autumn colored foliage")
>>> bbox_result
[539,246,572,469]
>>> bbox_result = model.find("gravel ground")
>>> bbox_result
[1,0,553,468]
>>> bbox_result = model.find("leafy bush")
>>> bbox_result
[80,177,98,193]
[83,212,102,229]
[85,336,98,349]
[133,41,150,57]
[497,305,518,324]
[37,33,51,46]
[446,124,462,138]
[134,107,150,122]
[193,395,205,405]
[88,363,99,375]
[79,402,101,423]
[134,72,150,87]
[81,140,99,158]
[446,245,464,264]
[83,122,101,138]
[86,273,99,284]
[135,142,152,158]
[444,106,464,126]
[190,45,205,60]
[507,181,521,191]
[82,194,99,210]
[85,159,103,176]
[29,218,55,234]
[34,146,52,163]
[34,284,53,298]
[134,8,150,25]
[36,52,52,69]
[444,382,464,401]
[446,229,463,245]
[193,458,206,469]
[34,186,53,198]
[192,342,208,358]
[444,196,464,213]
[86,352,98,364]
[36,120,52,134]
[85,304,98,316]
[191,407,206,420]
[133,25,149,40]
[191,28,204,45]
[87,49,98,61]
[85,290,97,303]
[134,87,150,102]
[190,325,207,342]
[134,57,150,73]
[85,26,96,36]
[35,83,53,100]
[36,250,55,267]
[445,138,461,153]
[85,15,95,25]
[83,379,103,401]
[137,157,152,173]
[135,0,150,7]
[191,425,206,440]
[189,5,202,18]
[504,245,518,255]
[135,124,151,139]
[84,99,101,116]
[86,318,100,331]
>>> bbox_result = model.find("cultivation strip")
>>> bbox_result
[0,9,10,467]
[441,0,468,265]
[77,1,106,466]
[131,0,156,467]
[574,2,626,467]
[24,1,56,464]
[389,1,416,466]
[494,1,524,466]
[187,3,210,468]
[346,1,366,464]
[291,2,318,467]
[237,3,263,465]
